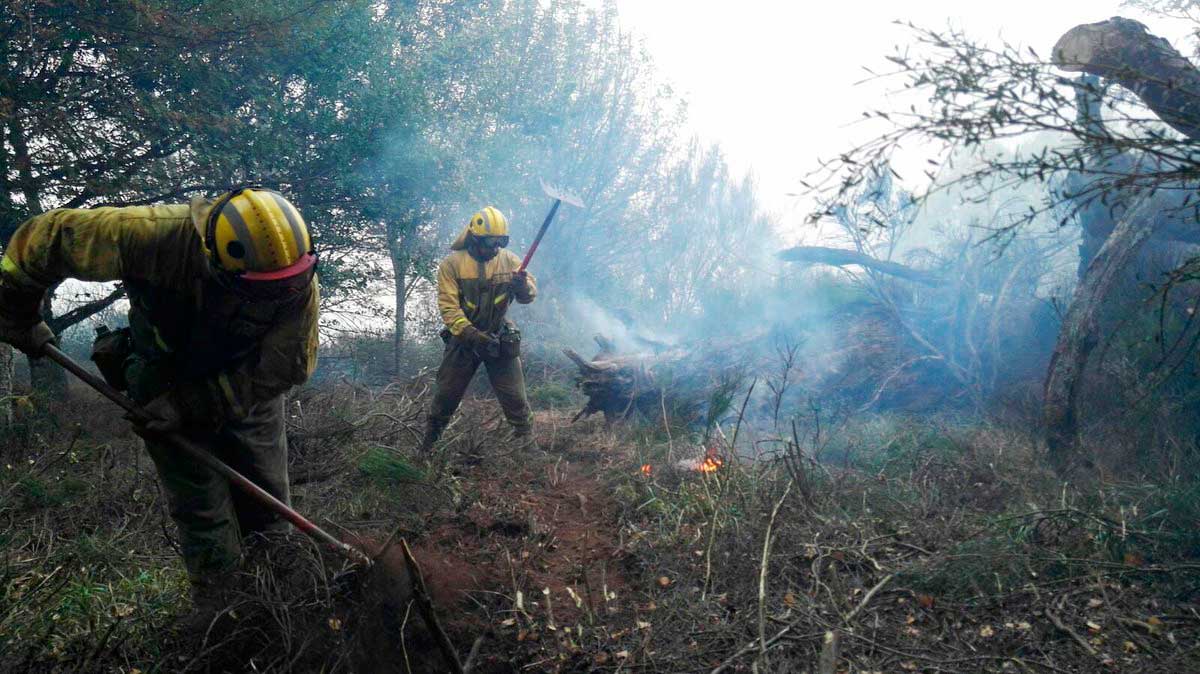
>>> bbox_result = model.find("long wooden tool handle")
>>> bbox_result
[518,199,561,273]
[42,344,371,566]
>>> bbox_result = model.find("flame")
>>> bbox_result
[697,446,723,473]
[640,464,653,476]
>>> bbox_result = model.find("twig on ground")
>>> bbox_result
[372,521,407,565]
[710,625,825,674]
[660,389,674,464]
[462,634,487,674]
[400,539,465,673]
[757,479,794,671]
[703,380,756,600]
[845,573,894,624]
[1045,606,1100,659]
[818,630,840,674]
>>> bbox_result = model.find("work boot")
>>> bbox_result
[511,427,539,453]
[417,418,446,453]
[177,577,237,637]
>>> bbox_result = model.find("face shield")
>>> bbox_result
[214,263,316,303]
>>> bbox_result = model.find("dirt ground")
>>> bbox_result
[5,386,1200,673]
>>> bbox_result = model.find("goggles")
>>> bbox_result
[475,235,509,249]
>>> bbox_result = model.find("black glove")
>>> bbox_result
[126,392,184,437]
[0,315,54,356]
[510,270,530,295]
[127,383,212,436]
[460,325,498,348]
[0,281,53,356]
[140,393,185,434]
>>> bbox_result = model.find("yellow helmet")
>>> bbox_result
[205,187,316,280]
[468,206,509,237]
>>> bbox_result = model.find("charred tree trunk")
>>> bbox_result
[564,346,663,423]
[1054,17,1200,141]
[1043,192,1185,471]
[1045,19,1200,472]
[564,337,716,426]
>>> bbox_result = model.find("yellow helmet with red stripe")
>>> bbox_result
[205,187,316,280]
[468,206,509,237]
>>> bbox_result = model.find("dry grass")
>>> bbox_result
[3,371,1200,672]
[603,416,1200,672]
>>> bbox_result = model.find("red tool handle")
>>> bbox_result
[518,199,562,273]
[42,344,371,567]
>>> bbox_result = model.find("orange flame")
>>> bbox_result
[640,464,653,476]
[698,446,724,473]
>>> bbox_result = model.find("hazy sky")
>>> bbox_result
[609,1,1194,236]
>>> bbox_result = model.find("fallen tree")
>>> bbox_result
[777,246,942,285]
[564,341,713,426]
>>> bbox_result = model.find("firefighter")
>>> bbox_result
[419,206,537,452]
[0,187,318,623]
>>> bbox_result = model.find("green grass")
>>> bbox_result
[9,474,90,509]
[1,541,189,670]
[527,380,580,409]
[358,445,424,487]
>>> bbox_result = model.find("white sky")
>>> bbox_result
[609,1,1195,239]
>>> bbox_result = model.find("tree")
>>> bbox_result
[634,139,777,333]
[808,15,1200,471]
[0,0,389,393]
[356,0,686,365]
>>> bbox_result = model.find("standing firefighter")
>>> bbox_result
[0,188,318,623]
[419,206,537,452]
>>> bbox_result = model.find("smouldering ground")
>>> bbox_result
[3,383,1200,672]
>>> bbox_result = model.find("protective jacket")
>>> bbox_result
[437,227,536,336]
[0,202,319,425]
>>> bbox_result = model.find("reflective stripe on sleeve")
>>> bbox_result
[0,254,39,288]
[151,325,173,353]
[217,373,246,419]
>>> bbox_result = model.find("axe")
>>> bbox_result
[517,179,585,273]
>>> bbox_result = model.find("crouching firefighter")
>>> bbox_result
[419,206,537,452]
[0,188,319,624]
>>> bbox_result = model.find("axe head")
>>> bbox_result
[540,178,585,208]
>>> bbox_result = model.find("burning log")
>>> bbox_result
[564,336,731,425]
[564,344,675,423]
